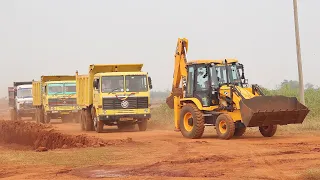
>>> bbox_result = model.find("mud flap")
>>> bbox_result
[239,96,309,127]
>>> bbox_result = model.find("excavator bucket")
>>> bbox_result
[239,96,309,127]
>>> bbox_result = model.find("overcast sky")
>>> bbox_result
[0,0,319,96]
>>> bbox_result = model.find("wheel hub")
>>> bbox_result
[188,118,193,126]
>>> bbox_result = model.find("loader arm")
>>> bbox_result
[166,38,189,109]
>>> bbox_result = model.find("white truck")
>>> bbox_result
[8,81,36,120]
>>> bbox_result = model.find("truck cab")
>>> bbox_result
[33,76,80,124]
[76,64,153,133]
[8,82,36,120]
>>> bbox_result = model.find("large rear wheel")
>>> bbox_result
[44,114,50,124]
[215,114,235,140]
[84,109,93,131]
[259,125,277,137]
[80,110,85,131]
[179,103,205,139]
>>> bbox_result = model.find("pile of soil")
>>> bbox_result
[0,120,132,150]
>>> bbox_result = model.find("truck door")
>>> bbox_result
[93,77,100,106]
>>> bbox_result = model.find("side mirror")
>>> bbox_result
[93,79,99,89]
[148,76,153,89]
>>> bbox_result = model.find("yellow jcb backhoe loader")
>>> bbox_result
[166,38,310,140]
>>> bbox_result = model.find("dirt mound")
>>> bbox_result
[0,120,133,150]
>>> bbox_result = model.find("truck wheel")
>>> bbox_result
[259,125,277,137]
[179,103,205,139]
[73,113,80,123]
[44,114,50,124]
[10,109,16,121]
[80,110,85,131]
[234,127,246,137]
[94,117,104,133]
[17,114,21,121]
[84,109,93,131]
[138,119,147,131]
[215,114,235,140]
[39,110,45,123]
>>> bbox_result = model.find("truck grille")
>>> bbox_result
[103,97,148,109]
[48,98,77,106]
[20,102,34,109]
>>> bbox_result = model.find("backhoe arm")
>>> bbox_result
[166,38,189,131]
[166,38,189,109]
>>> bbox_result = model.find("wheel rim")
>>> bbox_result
[219,120,227,134]
[183,112,193,132]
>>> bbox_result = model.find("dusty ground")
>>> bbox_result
[0,117,319,180]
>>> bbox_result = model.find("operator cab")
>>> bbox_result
[185,59,248,107]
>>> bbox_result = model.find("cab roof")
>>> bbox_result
[95,71,147,77]
[186,59,238,65]
[46,80,76,84]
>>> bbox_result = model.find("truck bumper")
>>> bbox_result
[99,113,151,122]
[46,110,80,118]
[18,109,36,117]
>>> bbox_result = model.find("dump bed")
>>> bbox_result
[76,75,89,106]
[32,81,42,106]
[41,75,75,83]
[13,81,32,87]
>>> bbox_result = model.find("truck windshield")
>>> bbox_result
[101,76,124,93]
[48,84,63,95]
[64,83,76,94]
[125,75,148,92]
[17,88,32,98]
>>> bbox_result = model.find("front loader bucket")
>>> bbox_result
[239,96,309,127]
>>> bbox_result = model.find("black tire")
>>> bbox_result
[179,103,205,139]
[73,113,80,123]
[84,109,93,131]
[234,127,246,137]
[16,112,21,121]
[39,109,45,123]
[10,109,16,121]
[215,114,235,140]
[138,119,147,131]
[259,125,277,137]
[94,117,104,133]
[44,114,50,124]
[80,110,85,131]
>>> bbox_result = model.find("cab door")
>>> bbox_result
[93,77,100,107]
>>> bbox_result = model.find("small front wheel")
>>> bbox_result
[138,119,147,131]
[94,117,104,133]
[259,125,277,137]
[215,114,235,140]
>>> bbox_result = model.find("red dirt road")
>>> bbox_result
[1,120,320,180]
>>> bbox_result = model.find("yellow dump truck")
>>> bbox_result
[32,75,80,123]
[76,64,153,133]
